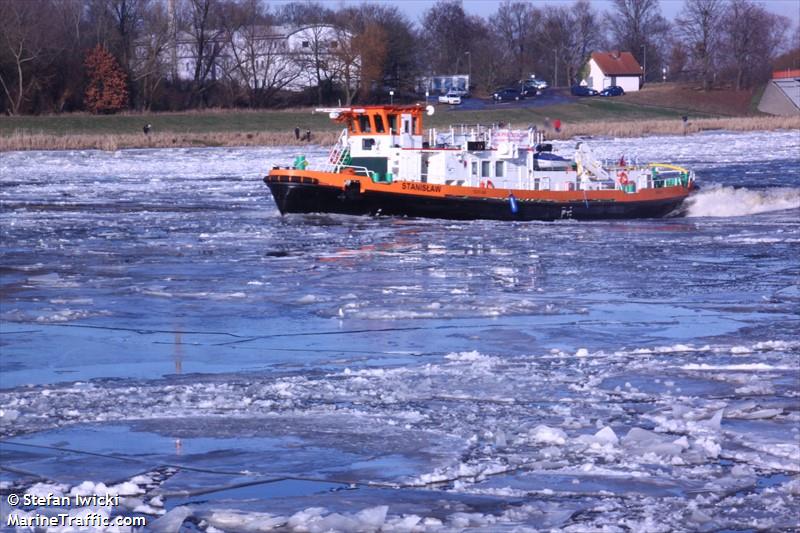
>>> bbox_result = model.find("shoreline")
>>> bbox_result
[2,115,798,152]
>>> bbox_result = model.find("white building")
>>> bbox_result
[585,51,642,93]
[140,24,358,94]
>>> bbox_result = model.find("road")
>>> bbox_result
[432,89,577,112]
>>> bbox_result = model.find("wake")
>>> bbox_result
[683,185,800,217]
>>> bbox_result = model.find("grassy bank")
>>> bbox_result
[2,95,798,151]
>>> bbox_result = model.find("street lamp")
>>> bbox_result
[641,44,647,86]
[425,90,429,105]
[389,90,394,104]
[662,67,666,82]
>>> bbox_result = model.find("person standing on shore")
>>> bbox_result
[294,126,300,140]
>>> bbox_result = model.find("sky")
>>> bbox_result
[274,0,800,32]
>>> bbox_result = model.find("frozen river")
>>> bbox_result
[1,130,799,532]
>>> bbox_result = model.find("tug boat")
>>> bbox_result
[264,105,695,221]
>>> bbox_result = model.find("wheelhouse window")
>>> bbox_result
[471,161,478,176]
[387,114,397,133]
[374,115,385,133]
[358,115,371,133]
[481,161,490,177]
[495,161,504,177]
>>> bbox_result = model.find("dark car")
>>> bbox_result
[492,87,524,101]
[570,85,598,97]
[520,84,538,98]
[600,85,625,97]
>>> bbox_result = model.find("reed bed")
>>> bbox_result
[538,115,800,140]
[1,115,797,152]
[0,130,341,151]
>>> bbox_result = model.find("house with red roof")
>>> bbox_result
[586,51,642,93]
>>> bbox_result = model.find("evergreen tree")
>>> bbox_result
[84,44,129,113]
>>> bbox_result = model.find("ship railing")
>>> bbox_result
[335,164,373,178]
[322,129,349,172]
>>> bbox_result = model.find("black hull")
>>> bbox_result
[266,181,687,221]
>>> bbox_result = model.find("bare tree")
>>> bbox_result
[676,0,725,90]
[293,24,337,105]
[489,1,541,82]
[335,3,416,96]
[721,0,790,89]
[275,0,334,26]
[420,1,478,76]
[130,0,172,109]
[606,0,670,84]
[329,24,364,105]
[0,0,53,114]
[183,0,225,107]
[543,1,604,87]
[220,0,301,107]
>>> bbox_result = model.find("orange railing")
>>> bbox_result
[773,69,800,79]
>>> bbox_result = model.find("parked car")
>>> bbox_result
[571,85,599,96]
[520,84,538,98]
[438,90,462,105]
[449,88,470,98]
[492,87,524,101]
[600,85,625,97]
[525,78,549,91]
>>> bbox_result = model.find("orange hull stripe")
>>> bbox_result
[267,169,691,203]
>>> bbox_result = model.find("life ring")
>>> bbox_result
[617,171,629,185]
[481,180,495,189]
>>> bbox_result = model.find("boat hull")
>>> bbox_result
[265,172,692,221]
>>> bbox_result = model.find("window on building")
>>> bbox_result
[481,161,490,177]
[330,41,338,48]
[362,138,375,150]
[495,161,504,178]
[374,115,385,133]
[302,41,309,48]
[358,115,371,133]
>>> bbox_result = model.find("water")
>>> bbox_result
[1,130,799,532]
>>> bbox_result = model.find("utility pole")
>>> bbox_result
[641,43,647,87]
[554,49,558,88]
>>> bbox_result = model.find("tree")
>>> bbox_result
[0,0,52,115]
[606,0,670,84]
[335,3,417,96]
[420,1,478,75]
[84,44,129,113]
[677,0,725,90]
[293,24,337,105]
[330,23,369,104]
[220,0,301,107]
[275,0,335,26]
[489,1,541,82]
[184,0,225,107]
[721,0,790,89]
[542,1,604,87]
